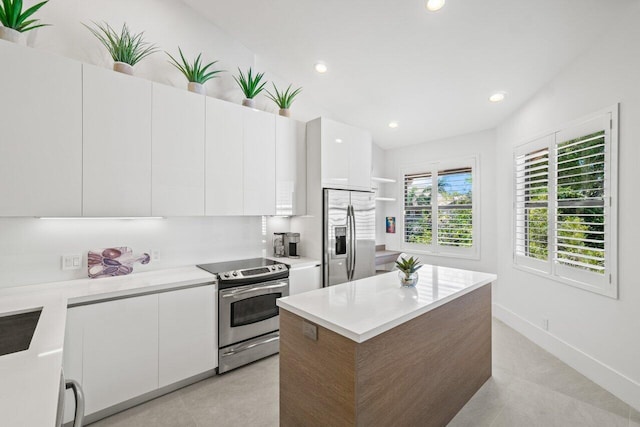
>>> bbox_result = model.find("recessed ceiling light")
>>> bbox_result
[315,62,328,73]
[489,92,506,103]
[388,121,399,129]
[335,138,343,143]
[426,0,446,12]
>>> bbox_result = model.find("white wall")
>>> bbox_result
[494,2,640,410]
[381,129,497,274]
[0,217,267,288]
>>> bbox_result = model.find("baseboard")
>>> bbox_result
[493,303,640,412]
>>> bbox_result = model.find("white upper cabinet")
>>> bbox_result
[152,84,205,216]
[205,97,244,215]
[82,65,153,217]
[276,116,307,216]
[243,108,276,216]
[0,40,82,217]
[309,117,372,191]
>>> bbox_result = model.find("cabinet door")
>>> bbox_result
[81,295,159,415]
[348,130,373,191]
[63,307,84,424]
[276,116,306,216]
[0,41,82,216]
[152,84,205,216]
[243,108,276,215]
[320,119,350,189]
[205,97,243,215]
[158,285,216,387]
[289,265,322,295]
[82,65,152,217]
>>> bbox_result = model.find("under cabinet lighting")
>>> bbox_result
[426,0,446,12]
[39,217,165,220]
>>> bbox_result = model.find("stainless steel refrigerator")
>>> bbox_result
[323,189,376,287]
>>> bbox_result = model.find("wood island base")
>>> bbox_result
[279,284,492,427]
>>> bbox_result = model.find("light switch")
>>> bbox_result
[62,254,82,271]
[302,321,317,341]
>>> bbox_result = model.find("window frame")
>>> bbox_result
[401,155,480,260]
[512,105,619,298]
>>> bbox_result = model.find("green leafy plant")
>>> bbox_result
[265,83,302,109]
[395,256,422,279]
[84,22,158,66]
[0,0,49,32]
[166,48,224,84]
[233,67,267,99]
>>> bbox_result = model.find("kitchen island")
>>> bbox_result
[276,265,497,427]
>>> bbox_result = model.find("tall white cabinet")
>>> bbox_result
[82,65,153,217]
[151,84,206,216]
[276,116,307,216]
[0,40,82,217]
[205,98,276,216]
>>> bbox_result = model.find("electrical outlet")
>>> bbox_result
[151,250,161,261]
[542,318,549,331]
[61,254,82,271]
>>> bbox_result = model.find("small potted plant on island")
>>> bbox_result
[0,0,49,45]
[266,83,302,117]
[234,67,267,108]
[395,256,422,287]
[84,22,158,75]
[166,48,224,95]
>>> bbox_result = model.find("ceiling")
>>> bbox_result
[183,0,633,149]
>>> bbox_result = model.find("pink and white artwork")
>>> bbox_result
[88,247,151,279]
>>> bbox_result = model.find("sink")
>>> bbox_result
[0,308,42,357]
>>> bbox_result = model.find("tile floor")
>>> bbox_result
[91,320,640,427]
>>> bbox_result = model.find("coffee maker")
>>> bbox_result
[284,233,300,259]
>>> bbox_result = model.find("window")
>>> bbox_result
[514,108,618,297]
[403,158,478,258]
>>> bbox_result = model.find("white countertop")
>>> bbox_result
[265,256,321,269]
[0,266,216,427]
[277,265,497,343]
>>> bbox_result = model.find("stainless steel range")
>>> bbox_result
[197,258,289,373]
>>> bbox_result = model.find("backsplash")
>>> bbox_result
[0,217,267,288]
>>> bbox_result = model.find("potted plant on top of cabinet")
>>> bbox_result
[166,47,224,95]
[0,0,49,45]
[265,83,302,117]
[84,22,158,75]
[233,67,267,108]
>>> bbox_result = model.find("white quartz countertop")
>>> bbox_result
[265,256,321,269]
[277,265,497,343]
[0,266,216,427]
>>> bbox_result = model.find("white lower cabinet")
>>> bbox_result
[63,284,216,421]
[159,286,216,387]
[289,265,322,295]
[81,294,160,416]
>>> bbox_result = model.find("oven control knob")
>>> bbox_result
[277,265,283,270]
[232,271,238,277]
[223,273,230,278]
[270,266,276,270]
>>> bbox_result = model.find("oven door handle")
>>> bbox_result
[221,282,288,298]
[222,335,280,356]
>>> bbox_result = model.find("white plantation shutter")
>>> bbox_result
[404,172,433,245]
[513,109,617,297]
[437,167,473,247]
[403,158,477,257]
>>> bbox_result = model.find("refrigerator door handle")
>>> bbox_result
[346,205,352,279]
[350,205,357,280]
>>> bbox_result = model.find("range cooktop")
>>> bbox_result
[197,258,289,288]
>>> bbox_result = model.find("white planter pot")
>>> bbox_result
[188,82,206,95]
[279,108,291,118]
[113,62,134,75]
[0,27,25,45]
[242,98,256,108]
